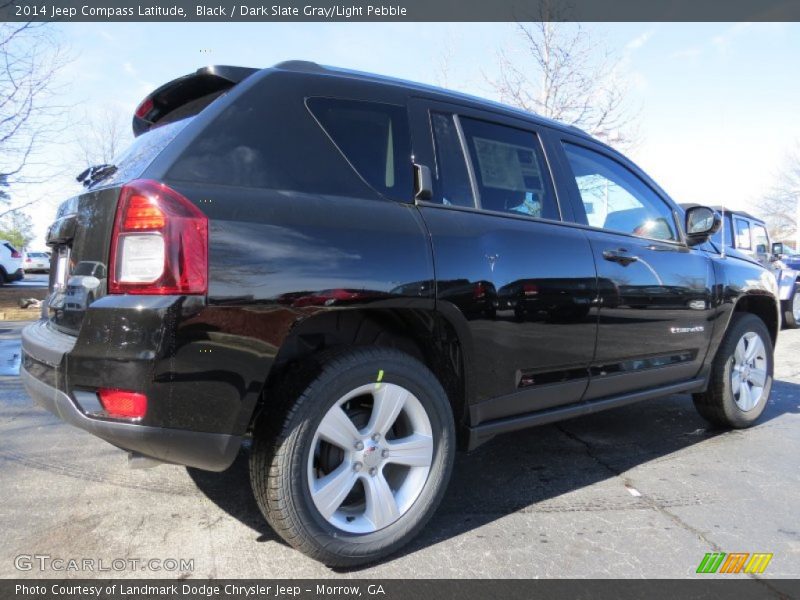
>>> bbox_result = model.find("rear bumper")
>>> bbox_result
[20,319,242,472]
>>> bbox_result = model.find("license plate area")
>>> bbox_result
[53,247,71,291]
[48,246,71,310]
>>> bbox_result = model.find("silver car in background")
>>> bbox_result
[23,251,50,273]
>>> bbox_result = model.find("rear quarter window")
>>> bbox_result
[307,98,412,202]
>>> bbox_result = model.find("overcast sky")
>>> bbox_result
[14,21,800,248]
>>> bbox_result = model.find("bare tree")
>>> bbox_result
[434,31,457,89]
[759,143,800,245]
[75,107,131,168]
[485,19,639,149]
[0,22,70,184]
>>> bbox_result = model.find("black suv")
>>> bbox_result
[21,61,780,566]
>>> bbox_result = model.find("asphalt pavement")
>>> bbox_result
[4,273,49,289]
[0,318,798,579]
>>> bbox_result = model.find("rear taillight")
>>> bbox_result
[11,250,20,258]
[98,388,147,419]
[523,283,539,296]
[135,97,154,119]
[109,180,208,295]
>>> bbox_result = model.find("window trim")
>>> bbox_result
[452,114,481,208]
[428,111,479,210]
[419,109,564,224]
[560,139,686,247]
[413,196,576,228]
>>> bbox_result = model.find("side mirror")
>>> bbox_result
[685,206,721,246]
[772,242,785,256]
[755,243,768,255]
[414,163,433,202]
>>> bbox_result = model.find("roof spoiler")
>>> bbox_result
[132,65,258,137]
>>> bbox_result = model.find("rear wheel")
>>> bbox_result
[693,313,773,428]
[249,347,455,566]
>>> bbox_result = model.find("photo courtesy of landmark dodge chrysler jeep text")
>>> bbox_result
[21,61,780,566]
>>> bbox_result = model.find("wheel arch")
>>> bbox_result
[732,292,779,346]
[252,306,476,443]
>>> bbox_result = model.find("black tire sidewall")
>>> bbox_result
[783,285,800,329]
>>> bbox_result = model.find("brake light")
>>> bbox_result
[523,283,539,296]
[98,389,147,419]
[109,180,207,295]
[11,250,20,258]
[135,97,154,119]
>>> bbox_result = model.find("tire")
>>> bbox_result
[693,313,773,428]
[782,284,800,329]
[249,347,455,566]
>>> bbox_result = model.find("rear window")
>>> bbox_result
[307,98,412,201]
[87,118,193,189]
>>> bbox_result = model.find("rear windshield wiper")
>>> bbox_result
[76,163,118,188]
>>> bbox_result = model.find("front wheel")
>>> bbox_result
[693,313,773,428]
[249,347,455,566]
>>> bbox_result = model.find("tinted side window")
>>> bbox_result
[307,98,412,201]
[735,218,752,250]
[564,143,676,242]
[459,117,559,220]
[753,224,769,253]
[430,112,475,207]
[711,213,734,248]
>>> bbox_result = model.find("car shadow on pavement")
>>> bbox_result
[187,381,800,570]
[186,442,288,547]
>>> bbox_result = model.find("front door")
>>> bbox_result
[558,139,716,400]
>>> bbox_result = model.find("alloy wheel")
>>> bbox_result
[307,382,433,534]
[793,293,800,322]
[731,331,768,412]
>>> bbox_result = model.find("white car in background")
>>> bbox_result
[0,240,24,284]
[23,251,50,273]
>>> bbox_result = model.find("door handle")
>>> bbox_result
[602,249,639,266]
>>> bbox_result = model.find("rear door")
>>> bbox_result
[409,99,599,424]
[557,135,716,399]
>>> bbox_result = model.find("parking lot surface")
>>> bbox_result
[0,321,798,579]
